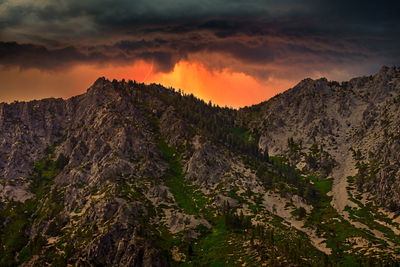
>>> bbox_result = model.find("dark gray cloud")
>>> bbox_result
[0,0,399,80]
[0,41,182,72]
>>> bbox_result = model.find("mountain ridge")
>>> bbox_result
[0,66,399,266]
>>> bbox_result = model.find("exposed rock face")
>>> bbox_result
[243,66,400,209]
[0,98,68,180]
[185,142,229,185]
[1,67,400,266]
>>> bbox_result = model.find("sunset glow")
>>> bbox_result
[148,61,295,108]
[0,61,295,108]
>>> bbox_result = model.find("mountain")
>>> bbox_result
[0,66,399,266]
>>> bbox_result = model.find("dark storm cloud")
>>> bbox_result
[0,41,184,72]
[0,42,111,70]
[0,0,399,78]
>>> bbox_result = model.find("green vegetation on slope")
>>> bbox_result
[0,144,69,266]
[157,135,327,266]
[158,139,208,216]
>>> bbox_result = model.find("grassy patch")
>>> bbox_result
[314,178,333,195]
[190,218,257,266]
[158,139,209,217]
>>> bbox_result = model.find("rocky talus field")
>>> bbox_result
[0,66,400,266]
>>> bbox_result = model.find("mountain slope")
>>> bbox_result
[240,65,400,259]
[241,66,400,210]
[0,67,399,266]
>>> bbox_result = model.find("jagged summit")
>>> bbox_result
[378,65,400,75]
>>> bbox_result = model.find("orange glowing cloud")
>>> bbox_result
[148,61,295,108]
[0,60,295,108]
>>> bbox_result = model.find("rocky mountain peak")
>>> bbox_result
[378,65,400,75]
[86,77,116,96]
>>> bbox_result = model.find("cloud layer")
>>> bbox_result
[0,0,399,104]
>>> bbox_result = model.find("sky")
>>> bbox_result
[0,0,399,108]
